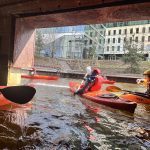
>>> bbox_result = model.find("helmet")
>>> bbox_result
[86,66,92,74]
[143,69,150,76]
[92,68,101,75]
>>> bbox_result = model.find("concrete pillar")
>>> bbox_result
[0,15,35,85]
[13,18,35,68]
[0,15,13,85]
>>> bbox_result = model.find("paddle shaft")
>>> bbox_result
[106,85,150,99]
[120,89,150,99]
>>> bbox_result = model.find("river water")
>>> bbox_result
[0,78,149,149]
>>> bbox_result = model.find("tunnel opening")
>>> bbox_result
[0,1,150,85]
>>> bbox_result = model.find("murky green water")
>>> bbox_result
[0,78,149,149]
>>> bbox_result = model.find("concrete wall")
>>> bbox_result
[0,15,35,85]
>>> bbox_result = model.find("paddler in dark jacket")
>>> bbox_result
[74,67,115,95]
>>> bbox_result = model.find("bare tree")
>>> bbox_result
[122,35,144,73]
[46,28,57,58]
[35,30,44,56]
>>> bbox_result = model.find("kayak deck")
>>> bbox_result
[21,74,59,80]
[69,82,137,113]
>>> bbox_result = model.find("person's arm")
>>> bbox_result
[100,76,115,84]
[102,79,115,84]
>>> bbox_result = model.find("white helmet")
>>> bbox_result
[86,66,92,74]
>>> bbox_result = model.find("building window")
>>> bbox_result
[100,31,103,35]
[118,38,121,43]
[136,28,139,34]
[119,29,121,35]
[124,29,127,34]
[130,37,132,43]
[149,27,150,33]
[117,46,120,51]
[107,46,109,51]
[90,40,92,44]
[148,36,150,42]
[130,28,133,34]
[99,39,101,44]
[95,32,97,37]
[108,38,110,44]
[84,40,87,45]
[112,46,115,51]
[69,41,72,51]
[108,30,111,35]
[124,37,126,42]
[90,32,93,37]
[142,27,145,33]
[104,31,106,36]
[142,36,145,42]
[135,37,138,42]
[113,38,115,43]
[113,30,116,35]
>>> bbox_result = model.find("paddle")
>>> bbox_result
[0,85,36,104]
[106,86,150,99]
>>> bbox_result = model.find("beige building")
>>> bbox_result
[104,23,150,60]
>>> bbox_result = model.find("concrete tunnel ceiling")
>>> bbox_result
[17,2,150,28]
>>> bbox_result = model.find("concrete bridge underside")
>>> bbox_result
[0,0,150,85]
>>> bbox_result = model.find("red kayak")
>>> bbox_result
[21,74,59,80]
[69,82,137,113]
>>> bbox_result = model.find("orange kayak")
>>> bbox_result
[0,94,12,106]
[120,93,150,104]
[0,86,12,106]
[69,82,137,113]
[21,74,59,80]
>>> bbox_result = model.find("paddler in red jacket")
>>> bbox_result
[74,67,115,95]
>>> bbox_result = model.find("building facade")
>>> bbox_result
[37,20,150,60]
[104,21,150,60]
[84,20,150,60]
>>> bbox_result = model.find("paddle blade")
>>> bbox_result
[106,86,122,92]
[0,86,36,104]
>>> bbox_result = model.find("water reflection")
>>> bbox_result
[0,78,149,149]
[0,103,32,149]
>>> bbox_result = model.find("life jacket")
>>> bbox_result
[90,76,104,91]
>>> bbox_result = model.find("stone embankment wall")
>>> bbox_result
[34,57,150,76]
